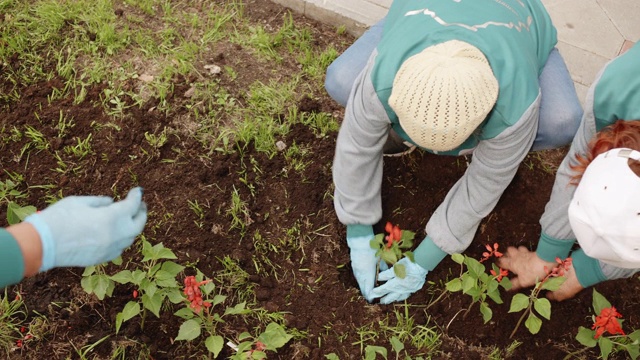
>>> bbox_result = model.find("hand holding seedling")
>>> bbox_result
[346,224,379,302]
[370,257,428,304]
[25,187,147,271]
[498,245,583,301]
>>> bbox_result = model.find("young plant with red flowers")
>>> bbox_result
[508,257,572,338]
[443,243,512,323]
[370,222,415,279]
[571,289,640,360]
[173,270,257,358]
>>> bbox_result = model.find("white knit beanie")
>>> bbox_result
[389,40,499,151]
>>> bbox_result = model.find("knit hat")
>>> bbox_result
[568,148,640,268]
[389,40,499,151]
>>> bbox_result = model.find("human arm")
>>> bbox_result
[332,51,393,300]
[0,187,147,288]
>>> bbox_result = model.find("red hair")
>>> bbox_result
[570,120,640,185]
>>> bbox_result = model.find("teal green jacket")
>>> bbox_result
[372,0,556,154]
[0,229,26,288]
[538,42,640,284]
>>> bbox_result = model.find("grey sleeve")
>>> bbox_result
[332,51,392,226]
[539,73,600,240]
[427,96,540,254]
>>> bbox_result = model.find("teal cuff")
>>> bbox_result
[413,235,447,271]
[571,248,607,288]
[346,224,373,238]
[0,229,26,288]
[535,232,574,262]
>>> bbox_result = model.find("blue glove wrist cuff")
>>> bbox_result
[25,213,55,272]
[413,235,447,271]
[346,224,373,238]
[571,248,607,288]
[536,232,574,262]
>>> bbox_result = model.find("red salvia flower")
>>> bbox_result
[592,307,625,339]
[384,222,402,248]
[490,267,509,282]
[480,243,503,262]
[183,276,212,314]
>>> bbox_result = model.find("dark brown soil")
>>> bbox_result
[1,1,638,359]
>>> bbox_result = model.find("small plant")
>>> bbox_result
[444,244,512,324]
[0,290,26,355]
[568,289,640,360]
[108,237,185,333]
[508,257,571,338]
[228,322,293,360]
[370,222,415,279]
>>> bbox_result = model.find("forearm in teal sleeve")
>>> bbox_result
[571,248,607,288]
[0,229,26,288]
[535,232,575,262]
[413,235,448,271]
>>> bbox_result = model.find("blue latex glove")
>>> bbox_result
[347,224,385,302]
[370,257,428,304]
[25,187,148,272]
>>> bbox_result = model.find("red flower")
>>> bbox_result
[183,276,212,314]
[592,307,625,339]
[490,267,509,282]
[384,222,402,248]
[480,243,503,262]
[132,289,138,298]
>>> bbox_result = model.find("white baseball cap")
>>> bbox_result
[568,148,640,268]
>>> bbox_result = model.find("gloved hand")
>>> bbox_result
[25,187,148,272]
[347,224,380,302]
[370,257,428,304]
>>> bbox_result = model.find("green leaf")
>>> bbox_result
[540,276,565,291]
[626,344,639,360]
[258,323,293,350]
[93,274,115,300]
[381,250,398,265]
[174,307,194,319]
[533,298,552,320]
[225,302,250,315]
[82,266,96,276]
[142,282,158,298]
[205,335,224,357]
[575,326,597,347]
[394,264,406,279]
[325,354,340,360]
[451,253,464,264]
[403,251,415,263]
[461,274,476,294]
[500,277,512,290]
[445,278,462,292]
[486,288,503,304]
[116,301,141,334]
[598,336,613,360]
[509,294,530,313]
[160,261,185,277]
[479,301,493,323]
[212,294,227,306]
[155,270,179,287]
[7,202,36,225]
[389,336,404,354]
[142,293,163,318]
[592,288,612,315]
[525,313,542,334]
[110,270,134,284]
[364,345,387,360]
[166,288,185,304]
[466,258,485,278]
[175,319,201,341]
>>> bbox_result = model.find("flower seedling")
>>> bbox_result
[444,243,511,323]
[508,257,571,338]
[370,222,415,279]
[108,237,185,334]
[174,271,251,358]
[572,289,640,360]
[228,322,293,360]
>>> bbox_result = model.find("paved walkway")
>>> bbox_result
[541,0,639,104]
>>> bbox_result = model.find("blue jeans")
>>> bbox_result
[325,19,583,151]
